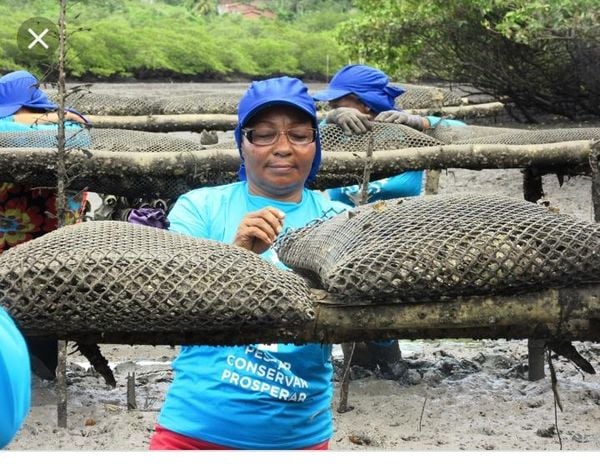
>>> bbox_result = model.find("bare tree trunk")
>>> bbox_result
[1,140,596,197]
[56,0,68,428]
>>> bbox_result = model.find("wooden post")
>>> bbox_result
[424,170,441,195]
[527,339,546,381]
[127,373,137,410]
[589,142,600,223]
[523,167,546,381]
[56,340,68,427]
[56,0,69,427]
[424,89,444,195]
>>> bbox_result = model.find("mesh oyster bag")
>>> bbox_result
[47,90,241,116]
[206,122,444,151]
[319,122,443,152]
[275,194,600,304]
[0,128,204,153]
[0,221,314,343]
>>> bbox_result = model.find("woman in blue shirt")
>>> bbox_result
[149,77,347,450]
[0,306,30,448]
[313,64,465,206]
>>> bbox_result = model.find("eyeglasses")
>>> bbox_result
[242,127,317,146]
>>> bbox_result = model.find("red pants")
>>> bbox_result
[149,424,329,450]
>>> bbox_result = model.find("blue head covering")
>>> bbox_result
[312,64,405,114]
[234,76,322,185]
[0,71,59,118]
[0,307,31,449]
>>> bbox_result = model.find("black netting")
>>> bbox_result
[275,194,600,304]
[47,91,163,116]
[452,128,600,145]
[395,83,465,109]
[156,93,240,115]
[0,221,314,343]
[47,90,241,116]
[426,123,529,144]
[0,128,203,152]
[50,84,466,116]
[320,122,443,151]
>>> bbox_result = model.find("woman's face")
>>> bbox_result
[241,106,316,202]
[329,94,372,116]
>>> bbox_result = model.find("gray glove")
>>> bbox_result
[325,107,373,135]
[375,110,426,131]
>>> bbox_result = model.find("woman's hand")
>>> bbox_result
[325,107,373,135]
[233,207,285,254]
[374,111,428,130]
[13,109,87,125]
[64,111,87,124]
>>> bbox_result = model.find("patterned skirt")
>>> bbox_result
[0,182,87,253]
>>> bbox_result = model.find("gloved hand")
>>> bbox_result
[325,107,373,135]
[375,110,427,131]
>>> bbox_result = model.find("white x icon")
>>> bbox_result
[27,28,49,50]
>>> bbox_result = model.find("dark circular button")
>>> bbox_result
[17,17,59,59]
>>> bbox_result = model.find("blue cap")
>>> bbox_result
[234,76,322,185]
[312,64,405,114]
[0,307,31,449]
[0,71,59,118]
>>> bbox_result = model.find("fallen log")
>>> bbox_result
[89,114,238,132]
[409,101,507,121]
[0,140,596,197]
[85,103,506,132]
[311,286,600,344]
[14,286,600,345]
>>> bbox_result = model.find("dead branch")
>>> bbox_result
[16,285,600,346]
[0,140,596,198]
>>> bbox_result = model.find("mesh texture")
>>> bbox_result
[49,84,465,116]
[319,122,443,151]
[0,128,204,152]
[395,83,464,109]
[48,91,241,116]
[451,127,600,145]
[0,221,314,340]
[275,194,600,304]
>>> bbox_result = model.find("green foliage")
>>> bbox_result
[0,0,353,80]
[339,0,600,119]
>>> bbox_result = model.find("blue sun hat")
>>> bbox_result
[0,71,58,118]
[312,64,405,114]
[0,307,31,449]
[234,76,322,184]
[0,70,88,123]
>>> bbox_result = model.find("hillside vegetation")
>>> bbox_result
[0,0,352,80]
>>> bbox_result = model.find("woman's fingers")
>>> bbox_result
[234,207,285,253]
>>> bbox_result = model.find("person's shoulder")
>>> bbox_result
[179,182,244,203]
[0,115,23,131]
[426,115,466,127]
[305,189,351,212]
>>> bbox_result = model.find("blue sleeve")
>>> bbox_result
[0,307,30,448]
[327,171,424,205]
[426,116,466,127]
[167,191,209,238]
[0,115,19,132]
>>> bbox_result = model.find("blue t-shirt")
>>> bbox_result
[0,115,91,149]
[158,181,348,449]
[324,115,465,205]
[0,307,30,449]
